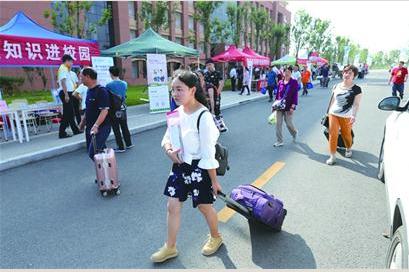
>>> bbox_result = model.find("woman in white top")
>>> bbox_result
[151,70,223,263]
[326,64,362,165]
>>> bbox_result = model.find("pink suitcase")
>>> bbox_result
[92,136,120,197]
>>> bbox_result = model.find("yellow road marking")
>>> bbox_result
[217,161,285,223]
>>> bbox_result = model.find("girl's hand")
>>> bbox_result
[211,180,222,196]
[167,149,183,164]
[350,116,356,125]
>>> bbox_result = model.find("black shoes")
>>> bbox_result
[59,134,72,139]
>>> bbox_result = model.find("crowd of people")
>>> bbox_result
[53,52,409,263]
[56,54,133,159]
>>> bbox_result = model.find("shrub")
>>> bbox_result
[0,76,25,96]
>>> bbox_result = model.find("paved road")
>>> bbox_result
[0,70,394,268]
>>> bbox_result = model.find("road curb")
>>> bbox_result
[0,94,267,172]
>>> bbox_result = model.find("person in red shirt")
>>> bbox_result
[389,61,408,99]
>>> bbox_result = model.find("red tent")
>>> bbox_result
[0,11,100,67]
[211,45,252,66]
[242,46,270,67]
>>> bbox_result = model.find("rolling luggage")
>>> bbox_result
[323,128,354,148]
[218,185,286,231]
[92,134,120,197]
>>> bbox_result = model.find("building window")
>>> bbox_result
[130,30,136,39]
[132,61,139,78]
[128,1,135,20]
[175,12,182,32]
[188,16,194,31]
[175,37,182,44]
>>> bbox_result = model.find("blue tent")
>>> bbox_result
[0,11,96,42]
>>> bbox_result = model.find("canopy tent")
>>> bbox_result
[271,55,296,66]
[211,45,253,67]
[297,56,328,66]
[0,11,100,67]
[308,55,329,65]
[101,28,199,58]
[242,46,270,67]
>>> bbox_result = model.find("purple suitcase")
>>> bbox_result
[218,185,286,231]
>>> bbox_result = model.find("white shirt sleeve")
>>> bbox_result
[198,111,220,169]
[161,128,171,148]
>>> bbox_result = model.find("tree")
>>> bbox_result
[291,10,313,59]
[271,24,290,60]
[359,48,369,64]
[210,18,231,44]
[307,18,332,55]
[347,43,360,64]
[250,7,269,52]
[44,1,111,39]
[371,51,385,68]
[194,1,222,58]
[240,2,251,47]
[334,36,350,64]
[226,3,243,46]
[141,1,170,32]
[384,49,401,67]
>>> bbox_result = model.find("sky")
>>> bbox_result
[286,1,409,57]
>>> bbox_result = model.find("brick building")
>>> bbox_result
[0,1,291,90]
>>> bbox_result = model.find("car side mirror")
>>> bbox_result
[378,96,401,111]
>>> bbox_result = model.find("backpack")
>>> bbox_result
[197,110,230,176]
[108,90,125,119]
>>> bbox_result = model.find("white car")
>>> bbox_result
[378,96,409,268]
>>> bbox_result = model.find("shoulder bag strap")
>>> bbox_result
[196,109,209,132]
[326,84,336,113]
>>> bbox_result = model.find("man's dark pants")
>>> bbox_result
[86,125,111,160]
[267,85,276,101]
[392,83,404,99]
[110,111,132,150]
[71,95,82,125]
[58,91,80,137]
[231,78,236,91]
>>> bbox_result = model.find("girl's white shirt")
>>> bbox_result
[162,105,220,170]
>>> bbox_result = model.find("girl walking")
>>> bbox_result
[151,70,223,263]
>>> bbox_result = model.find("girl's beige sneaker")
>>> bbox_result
[201,234,223,256]
[150,243,178,263]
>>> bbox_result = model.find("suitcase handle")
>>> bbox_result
[217,191,251,219]
[91,133,101,155]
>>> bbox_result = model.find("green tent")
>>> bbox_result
[271,55,296,65]
[101,28,199,57]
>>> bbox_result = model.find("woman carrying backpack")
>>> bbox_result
[151,70,223,263]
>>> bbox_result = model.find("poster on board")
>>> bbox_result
[91,56,114,87]
[147,54,168,85]
[148,85,170,113]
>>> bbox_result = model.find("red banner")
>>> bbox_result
[0,34,100,67]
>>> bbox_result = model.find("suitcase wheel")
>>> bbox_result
[115,188,121,195]
[101,191,108,197]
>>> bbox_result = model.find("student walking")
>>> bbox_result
[240,67,251,95]
[326,65,362,165]
[106,66,134,152]
[273,66,299,147]
[80,68,111,160]
[151,70,223,263]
